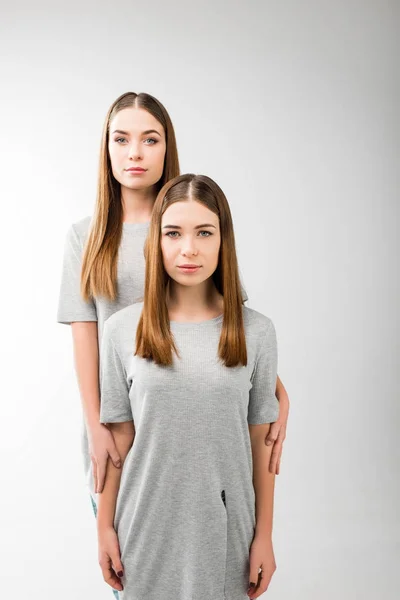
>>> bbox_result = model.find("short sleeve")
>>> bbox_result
[247,319,279,424]
[56,223,97,324]
[99,323,133,424]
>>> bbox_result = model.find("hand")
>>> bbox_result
[88,423,122,493]
[247,534,276,599]
[98,525,124,592]
[265,388,289,474]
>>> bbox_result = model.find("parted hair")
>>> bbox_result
[81,91,180,301]
[135,173,247,368]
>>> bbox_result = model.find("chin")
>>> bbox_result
[122,179,149,190]
[174,274,210,287]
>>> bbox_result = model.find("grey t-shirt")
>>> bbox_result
[57,216,150,341]
[57,216,151,495]
[99,301,278,600]
[57,215,250,499]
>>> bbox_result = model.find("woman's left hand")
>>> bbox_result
[265,377,290,474]
[247,534,276,598]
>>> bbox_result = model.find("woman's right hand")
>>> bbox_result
[88,423,122,493]
[98,525,124,592]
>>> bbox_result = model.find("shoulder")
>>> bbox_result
[103,302,144,344]
[242,306,276,344]
[243,306,274,331]
[72,215,92,234]
[66,216,92,245]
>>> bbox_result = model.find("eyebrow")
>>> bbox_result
[111,129,162,136]
[162,224,217,229]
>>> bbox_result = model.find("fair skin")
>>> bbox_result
[72,106,289,496]
[71,107,167,492]
[98,200,277,595]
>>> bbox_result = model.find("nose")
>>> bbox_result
[180,235,198,257]
[128,141,142,161]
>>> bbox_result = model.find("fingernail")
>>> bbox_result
[118,570,123,577]
[266,440,272,445]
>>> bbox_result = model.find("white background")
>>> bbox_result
[0,1,399,598]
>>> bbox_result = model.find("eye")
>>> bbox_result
[198,230,212,237]
[115,137,127,144]
[144,138,157,145]
[166,231,180,238]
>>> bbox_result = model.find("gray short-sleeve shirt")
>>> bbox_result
[57,216,250,500]
[57,216,150,340]
[99,302,278,600]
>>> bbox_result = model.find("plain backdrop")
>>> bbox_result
[0,1,399,599]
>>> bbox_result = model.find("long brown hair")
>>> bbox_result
[135,173,247,368]
[81,92,180,301]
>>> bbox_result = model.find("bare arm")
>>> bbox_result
[265,375,290,474]
[71,322,101,428]
[96,421,134,592]
[96,421,135,529]
[249,422,276,537]
[247,422,277,598]
[275,375,289,411]
[71,322,122,491]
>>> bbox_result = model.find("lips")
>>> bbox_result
[178,264,201,268]
[126,167,146,172]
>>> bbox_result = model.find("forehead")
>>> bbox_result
[162,200,219,225]
[109,107,164,135]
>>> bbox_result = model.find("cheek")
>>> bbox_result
[108,145,122,171]
[208,238,221,264]
[154,145,166,169]
[160,240,174,268]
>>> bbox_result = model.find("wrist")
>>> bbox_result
[86,413,103,431]
[254,523,273,540]
[97,518,115,533]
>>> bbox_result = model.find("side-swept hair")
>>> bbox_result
[135,173,247,367]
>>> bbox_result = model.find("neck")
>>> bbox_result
[167,279,224,321]
[121,184,157,223]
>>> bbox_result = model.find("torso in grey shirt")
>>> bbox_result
[99,301,278,600]
[57,216,250,499]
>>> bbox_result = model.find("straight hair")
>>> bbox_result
[81,92,180,301]
[135,173,247,368]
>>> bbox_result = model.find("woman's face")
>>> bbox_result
[108,107,166,192]
[160,200,221,287]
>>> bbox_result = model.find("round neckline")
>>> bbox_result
[170,313,224,327]
[122,221,150,229]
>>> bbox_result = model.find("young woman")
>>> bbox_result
[57,91,289,535]
[97,173,280,600]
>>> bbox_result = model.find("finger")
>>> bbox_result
[253,570,273,599]
[265,422,280,446]
[91,458,98,494]
[269,444,282,474]
[110,545,124,580]
[247,563,261,596]
[271,428,286,474]
[277,425,286,442]
[99,555,124,592]
[251,570,264,599]
[97,460,107,494]
[109,447,122,469]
